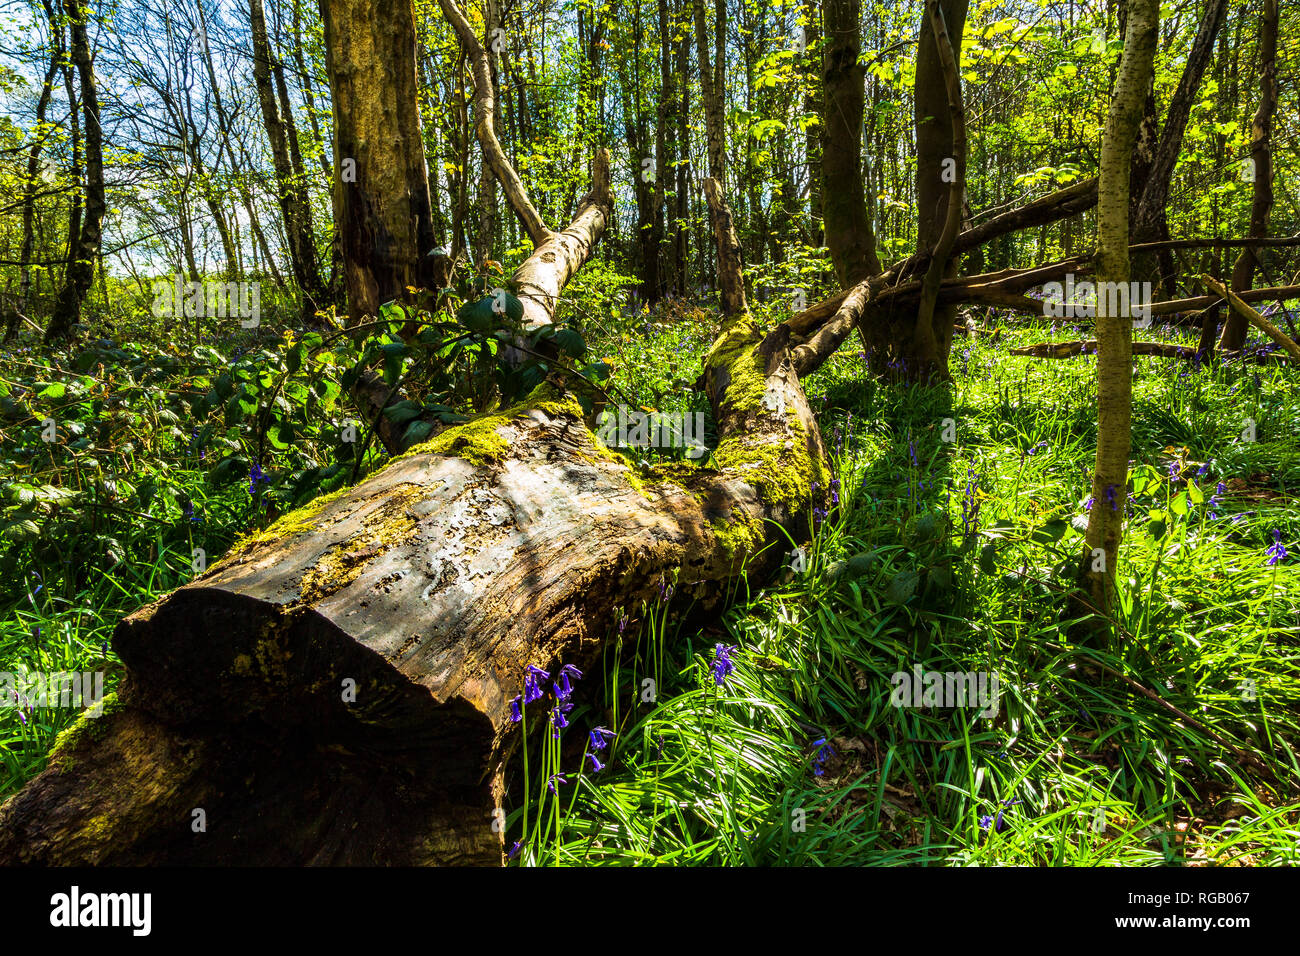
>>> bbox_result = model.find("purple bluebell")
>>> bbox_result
[554,664,583,700]
[1266,530,1288,566]
[589,726,615,751]
[586,752,605,773]
[712,643,737,686]
[248,461,270,495]
[523,665,549,704]
[550,700,574,737]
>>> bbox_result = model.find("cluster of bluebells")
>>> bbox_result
[712,643,737,686]
[503,662,620,861]
[979,799,1023,834]
[810,737,834,777]
[248,461,271,497]
[587,726,614,773]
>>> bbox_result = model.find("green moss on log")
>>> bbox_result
[47,690,122,770]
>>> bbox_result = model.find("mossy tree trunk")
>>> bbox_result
[0,279,832,869]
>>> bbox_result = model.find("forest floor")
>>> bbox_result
[2,301,1298,865]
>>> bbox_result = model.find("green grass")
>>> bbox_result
[500,310,1300,866]
[2,306,1297,866]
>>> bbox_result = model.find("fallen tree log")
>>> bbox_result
[0,181,833,866]
[1009,340,1198,359]
[1203,274,1300,363]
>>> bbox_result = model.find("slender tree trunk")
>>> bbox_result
[654,0,675,298]
[46,0,104,342]
[1078,0,1159,628]
[252,0,324,320]
[1130,0,1229,297]
[692,0,726,186]
[903,0,968,379]
[7,13,60,342]
[802,5,822,247]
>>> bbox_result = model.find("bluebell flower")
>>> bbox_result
[523,665,549,704]
[507,840,522,860]
[586,752,605,773]
[550,700,574,737]
[589,726,615,751]
[712,643,737,686]
[811,736,834,776]
[248,461,271,496]
[546,773,567,795]
[554,664,583,700]
[1266,530,1288,566]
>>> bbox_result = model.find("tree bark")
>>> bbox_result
[253,0,326,321]
[909,0,966,381]
[820,0,880,287]
[46,0,103,342]
[896,0,968,379]
[1078,0,1158,627]
[320,0,437,320]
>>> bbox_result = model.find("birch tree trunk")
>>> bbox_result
[1078,0,1159,626]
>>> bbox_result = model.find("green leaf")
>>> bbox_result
[979,543,998,573]
[553,328,587,359]
[382,400,423,425]
[402,420,435,448]
[1030,518,1068,544]
[380,342,409,385]
[1169,491,1189,516]
[885,569,920,605]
